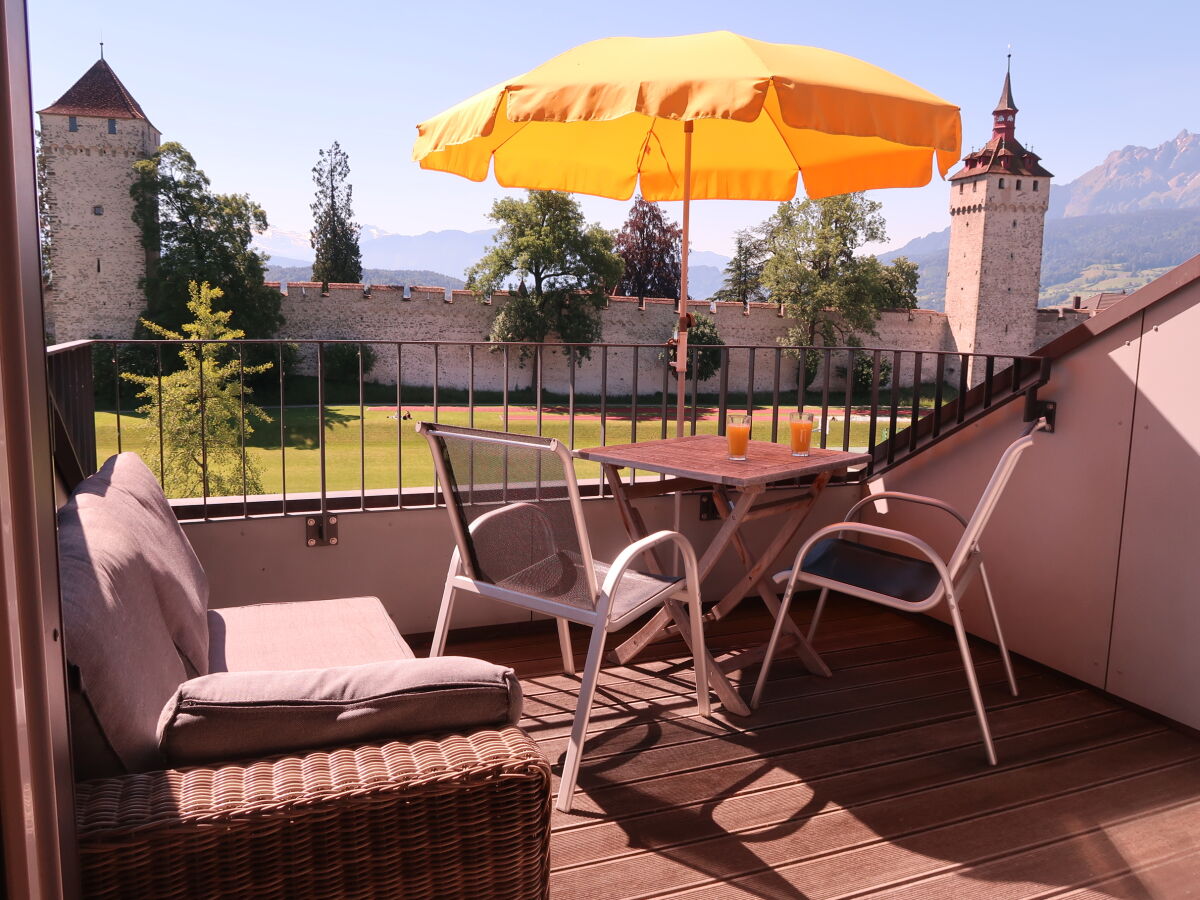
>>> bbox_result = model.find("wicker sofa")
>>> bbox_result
[59,453,552,900]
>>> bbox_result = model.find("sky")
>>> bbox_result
[26,0,1200,258]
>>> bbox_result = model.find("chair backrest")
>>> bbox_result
[947,418,1049,579]
[418,423,601,611]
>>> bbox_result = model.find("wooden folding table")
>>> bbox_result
[577,435,869,714]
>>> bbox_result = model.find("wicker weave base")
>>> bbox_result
[75,727,551,899]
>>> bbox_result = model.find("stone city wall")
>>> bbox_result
[274,281,968,396]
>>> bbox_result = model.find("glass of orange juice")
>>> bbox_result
[789,411,814,457]
[727,414,751,460]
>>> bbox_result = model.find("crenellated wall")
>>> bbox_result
[272,281,1083,395]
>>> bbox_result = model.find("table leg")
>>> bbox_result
[663,597,751,717]
[603,464,667,575]
[711,474,833,677]
[607,485,763,666]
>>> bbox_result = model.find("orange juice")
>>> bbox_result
[727,423,751,459]
[789,420,813,455]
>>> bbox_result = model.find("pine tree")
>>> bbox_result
[122,281,272,499]
[714,230,767,307]
[614,196,682,300]
[310,141,363,290]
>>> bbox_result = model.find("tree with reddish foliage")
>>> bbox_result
[615,196,683,301]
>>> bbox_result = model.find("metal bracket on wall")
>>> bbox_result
[306,513,339,547]
[1022,358,1056,433]
[698,493,721,522]
[1024,391,1057,433]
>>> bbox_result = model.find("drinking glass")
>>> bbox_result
[789,411,814,457]
[727,414,751,460]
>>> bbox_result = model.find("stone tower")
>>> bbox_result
[945,65,1051,383]
[38,57,160,342]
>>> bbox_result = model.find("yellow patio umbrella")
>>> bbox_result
[413,30,961,439]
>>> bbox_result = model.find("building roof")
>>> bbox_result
[949,135,1053,180]
[38,58,149,122]
[994,71,1017,114]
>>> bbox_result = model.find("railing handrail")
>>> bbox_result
[47,337,1045,359]
[46,337,1049,519]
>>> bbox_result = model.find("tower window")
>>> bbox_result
[958,184,963,194]
[1012,219,1017,228]
[1016,179,1023,190]
[96,258,101,273]
[1033,180,1040,191]
[999,178,1006,189]
[92,205,103,216]
[107,118,117,134]
[972,181,978,193]
[68,116,78,132]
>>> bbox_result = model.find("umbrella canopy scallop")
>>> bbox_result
[413,31,961,202]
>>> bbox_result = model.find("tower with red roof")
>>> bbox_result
[38,56,160,342]
[945,63,1052,383]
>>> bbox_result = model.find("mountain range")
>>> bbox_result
[882,130,1200,309]
[256,227,730,299]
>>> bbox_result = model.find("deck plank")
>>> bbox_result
[462,602,1200,899]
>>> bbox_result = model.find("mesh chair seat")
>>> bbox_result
[496,552,681,624]
[802,537,942,605]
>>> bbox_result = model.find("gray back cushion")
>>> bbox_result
[58,498,186,772]
[70,453,209,676]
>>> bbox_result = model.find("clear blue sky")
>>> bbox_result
[26,0,1200,257]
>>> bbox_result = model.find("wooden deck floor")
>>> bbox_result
[426,597,1200,900]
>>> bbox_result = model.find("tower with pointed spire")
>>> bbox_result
[944,62,1052,384]
[37,56,160,342]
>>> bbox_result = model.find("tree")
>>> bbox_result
[322,342,377,384]
[131,142,282,340]
[662,313,725,383]
[35,131,54,285]
[760,193,918,348]
[310,141,363,289]
[614,196,681,301]
[466,191,623,363]
[121,281,272,499]
[713,229,767,306]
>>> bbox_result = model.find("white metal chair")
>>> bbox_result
[752,418,1051,764]
[417,422,718,812]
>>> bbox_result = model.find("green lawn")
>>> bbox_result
[95,404,912,498]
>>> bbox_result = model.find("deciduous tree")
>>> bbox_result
[760,193,917,348]
[615,196,681,301]
[122,281,272,499]
[131,142,282,340]
[310,141,363,289]
[466,191,623,363]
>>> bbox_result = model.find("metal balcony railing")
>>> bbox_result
[46,339,1051,521]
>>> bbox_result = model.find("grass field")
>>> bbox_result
[95,404,912,498]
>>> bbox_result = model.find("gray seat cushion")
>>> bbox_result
[58,499,186,772]
[70,453,210,676]
[157,657,522,767]
[208,596,414,673]
[802,537,943,604]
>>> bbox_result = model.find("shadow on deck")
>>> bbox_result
[415,597,1200,900]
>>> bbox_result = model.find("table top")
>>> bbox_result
[576,435,871,487]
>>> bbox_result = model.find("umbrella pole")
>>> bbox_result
[673,122,693,539]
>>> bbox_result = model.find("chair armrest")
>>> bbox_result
[76,727,552,899]
[601,530,699,601]
[845,491,969,527]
